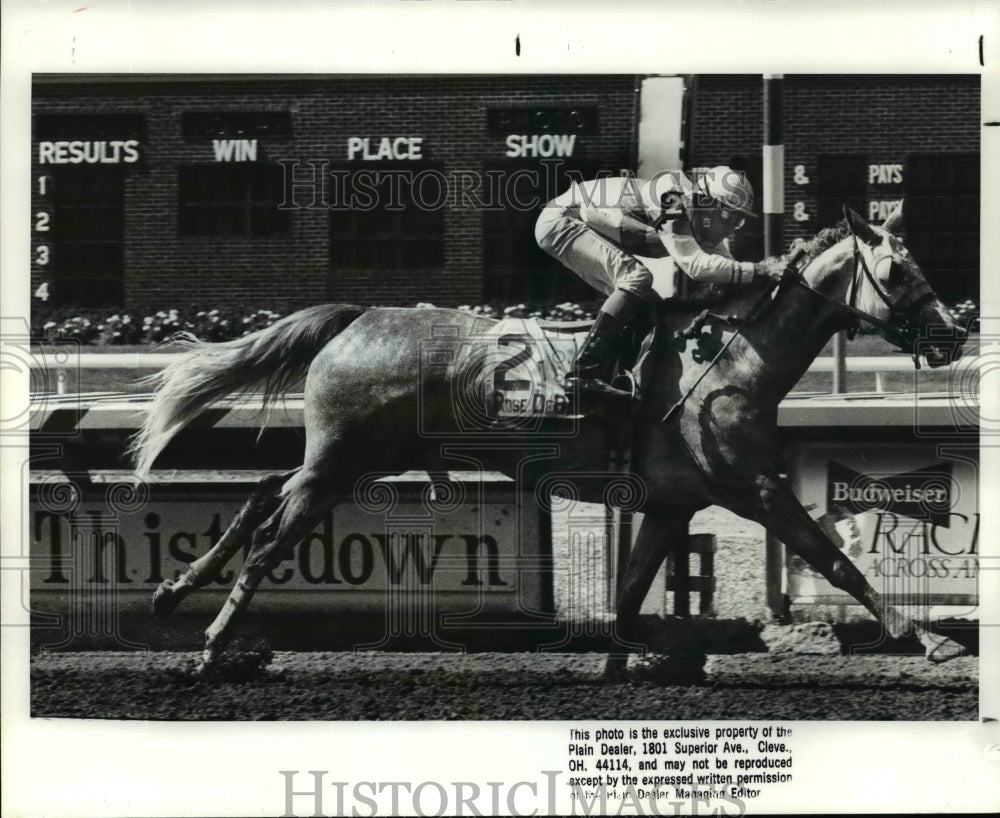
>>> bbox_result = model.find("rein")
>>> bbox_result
[661,211,935,424]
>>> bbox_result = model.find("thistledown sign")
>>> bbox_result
[782,443,978,609]
[29,475,544,614]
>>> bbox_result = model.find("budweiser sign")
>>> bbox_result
[826,460,954,528]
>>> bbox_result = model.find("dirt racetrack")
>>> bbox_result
[31,650,977,721]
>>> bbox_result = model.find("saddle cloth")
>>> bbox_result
[471,285,742,420]
[477,318,591,419]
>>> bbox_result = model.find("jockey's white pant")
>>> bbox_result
[534,204,658,302]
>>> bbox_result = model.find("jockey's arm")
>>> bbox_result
[580,201,669,258]
[620,213,669,257]
[659,220,757,285]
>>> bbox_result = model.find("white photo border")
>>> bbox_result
[2,1,998,816]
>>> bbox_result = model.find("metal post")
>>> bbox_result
[669,528,691,617]
[763,74,784,258]
[832,330,848,394]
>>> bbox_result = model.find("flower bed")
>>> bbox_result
[35,307,286,345]
[31,298,979,345]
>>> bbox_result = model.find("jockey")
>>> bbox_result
[535,165,790,398]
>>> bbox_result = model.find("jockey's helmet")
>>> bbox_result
[685,166,756,244]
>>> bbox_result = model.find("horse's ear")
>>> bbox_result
[845,206,880,246]
[882,202,904,235]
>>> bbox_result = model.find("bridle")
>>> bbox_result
[786,205,938,367]
[662,206,942,423]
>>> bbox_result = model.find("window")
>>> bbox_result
[49,167,125,306]
[905,153,979,303]
[817,155,868,228]
[482,159,600,304]
[178,164,290,237]
[328,163,445,273]
[34,113,145,306]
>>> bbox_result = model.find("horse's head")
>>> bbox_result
[828,205,967,367]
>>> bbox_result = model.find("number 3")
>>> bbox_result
[35,245,50,265]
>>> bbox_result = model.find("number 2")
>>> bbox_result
[35,212,50,232]
[493,334,534,395]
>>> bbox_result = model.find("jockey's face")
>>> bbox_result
[690,203,745,246]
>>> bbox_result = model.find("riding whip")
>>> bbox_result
[662,247,807,424]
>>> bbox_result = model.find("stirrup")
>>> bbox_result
[610,370,640,399]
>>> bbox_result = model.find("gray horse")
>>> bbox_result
[131,207,969,671]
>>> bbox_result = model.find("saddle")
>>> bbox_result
[477,286,766,420]
[663,278,780,340]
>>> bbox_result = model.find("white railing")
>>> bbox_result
[31,352,977,395]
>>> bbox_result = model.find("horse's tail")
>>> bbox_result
[130,304,366,477]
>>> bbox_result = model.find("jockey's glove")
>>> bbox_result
[753,257,791,283]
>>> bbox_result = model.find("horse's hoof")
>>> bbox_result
[631,652,707,685]
[195,649,218,677]
[918,630,968,663]
[151,579,183,618]
[603,657,630,681]
[883,607,914,641]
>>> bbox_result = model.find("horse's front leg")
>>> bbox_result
[605,510,694,677]
[750,473,966,663]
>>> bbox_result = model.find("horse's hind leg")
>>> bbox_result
[152,469,299,617]
[752,474,967,663]
[605,510,694,677]
[200,469,340,668]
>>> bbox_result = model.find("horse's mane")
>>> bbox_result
[783,218,852,264]
[653,219,855,323]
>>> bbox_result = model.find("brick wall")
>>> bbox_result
[690,73,981,247]
[32,76,636,312]
[31,74,980,313]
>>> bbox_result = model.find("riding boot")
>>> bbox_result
[565,290,643,400]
